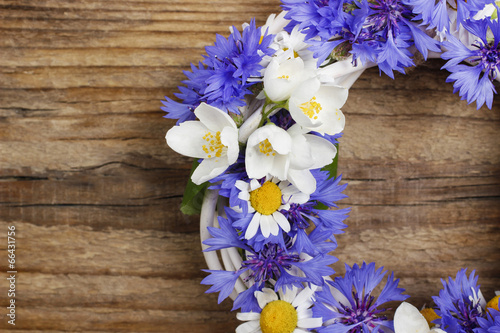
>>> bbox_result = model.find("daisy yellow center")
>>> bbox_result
[260,300,298,333]
[420,308,440,328]
[300,96,322,120]
[487,295,499,311]
[202,131,224,159]
[259,139,276,156]
[249,181,282,215]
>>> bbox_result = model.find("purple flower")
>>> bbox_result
[441,18,500,109]
[432,269,486,332]
[201,234,337,311]
[407,0,494,32]
[162,19,274,123]
[282,0,440,78]
[313,262,409,332]
[476,309,500,333]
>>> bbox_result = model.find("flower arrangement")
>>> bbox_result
[163,0,500,332]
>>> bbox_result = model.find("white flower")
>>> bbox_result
[235,177,309,239]
[245,123,336,194]
[261,11,289,36]
[394,302,446,333]
[236,287,322,333]
[272,26,316,67]
[286,124,338,194]
[245,123,293,181]
[473,3,498,21]
[288,84,348,136]
[263,57,318,102]
[165,103,239,184]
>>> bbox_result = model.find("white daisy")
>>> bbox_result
[235,177,309,239]
[236,287,322,333]
[394,302,446,333]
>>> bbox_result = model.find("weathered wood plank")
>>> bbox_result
[0,308,238,332]
[0,0,499,332]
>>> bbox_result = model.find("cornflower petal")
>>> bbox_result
[203,216,251,252]
[433,269,487,331]
[314,262,408,332]
[201,269,246,304]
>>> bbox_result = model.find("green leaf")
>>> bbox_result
[315,143,339,210]
[321,143,339,180]
[180,160,209,215]
[314,202,329,210]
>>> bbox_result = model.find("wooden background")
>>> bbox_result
[0,0,499,332]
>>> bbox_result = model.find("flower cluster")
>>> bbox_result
[282,0,440,77]
[162,1,499,332]
[394,269,500,333]
[281,0,499,109]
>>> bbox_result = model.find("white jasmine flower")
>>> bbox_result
[288,84,348,136]
[236,287,322,333]
[286,124,337,194]
[235,177,309,239]
[261,11,289,36]
[272,26,316,67]
[263,57,318,102]
[245,124,336,194]
[394,302,446,333]
[245,123,293,181]
[165,103,238,184]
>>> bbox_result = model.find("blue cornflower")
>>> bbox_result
[362,0,440,77]
[282,170,349,255]
[476,309,500,333]
[281,0,337,40]
[160,62,208,124]
[162,19,274,123]
[407,0,494,33]
[201,228,337,311]
[441,18,500,109]
[432,268,487,332]
[313,262,409,332]
[282,0,440,78]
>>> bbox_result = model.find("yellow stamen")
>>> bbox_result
[249,182,282,215]
[487,295,499,311]
[420,308,440,328]
[258,139,275,156]
[282,47,299,59]
[202,131,225,158]
[260,300,297,333]
[300,96,322,120]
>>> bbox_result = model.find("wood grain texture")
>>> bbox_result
[0,0,499,332]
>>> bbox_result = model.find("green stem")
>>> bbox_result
[258,100,287,128]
